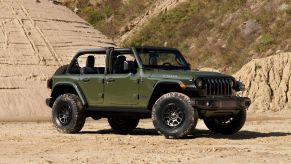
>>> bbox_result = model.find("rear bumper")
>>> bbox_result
[190,96,251,118]
[46,97,53,108]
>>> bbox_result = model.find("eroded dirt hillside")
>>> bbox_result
[235,52,291,112]
[117,0,187,44]
[0,0,114,121]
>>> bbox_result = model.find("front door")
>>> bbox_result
[103,52,139,107]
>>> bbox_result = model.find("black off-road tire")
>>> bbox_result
[203,109,246,135]
[54,64,68,75]
[108,117,139,134]
[152,92,198,139]
[52,94,86,133]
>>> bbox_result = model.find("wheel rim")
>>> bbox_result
[57,104,72,126]
[162,103,185,128]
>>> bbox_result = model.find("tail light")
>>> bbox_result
[47,78,52,89]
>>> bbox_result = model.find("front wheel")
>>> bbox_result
[152,92,198,139]
[203,109,246,135]
[108,117,139,134]
[52,94,86,133]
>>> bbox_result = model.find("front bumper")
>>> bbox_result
[190,96,251,118]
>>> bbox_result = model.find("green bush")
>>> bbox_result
[255,34,275,52]
[64,0,289,73]
[124,1,204,47]
[88,11,105,26]
[255,9,274,26]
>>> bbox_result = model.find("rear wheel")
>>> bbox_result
[203,109,246,135]
[52,94,86,133]
[152,92,198,139]
[108,117,139,134]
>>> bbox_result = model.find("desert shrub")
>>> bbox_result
[255,34,275,52]
[64,0,289,73]
[255,9,275,26]
[64,0,153,38]
[124,1,205,47]
[88,11,105,26]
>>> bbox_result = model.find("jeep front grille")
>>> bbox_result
[204,78,233,96]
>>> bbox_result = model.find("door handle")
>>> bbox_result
[82,78,90,82]
[106,78,115,83]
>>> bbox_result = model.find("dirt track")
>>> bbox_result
[1,112,291,164]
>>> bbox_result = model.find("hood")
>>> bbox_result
[147,69,233,80]
[189,70,233,78]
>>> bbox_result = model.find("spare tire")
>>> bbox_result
[54,64,69,75]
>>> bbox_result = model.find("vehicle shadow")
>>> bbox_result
[184,129,291,140]
[81,128,159,136]
[80,128,291,140]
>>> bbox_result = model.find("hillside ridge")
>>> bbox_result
[0,0,114,121]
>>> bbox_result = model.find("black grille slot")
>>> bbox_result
[204,78,233,96]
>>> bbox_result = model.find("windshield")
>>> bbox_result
[137,49,190,70]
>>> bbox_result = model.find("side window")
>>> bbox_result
[139,53,149,65]
[112,53,137,74]
[78,54,106,74]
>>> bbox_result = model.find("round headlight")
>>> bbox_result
[195,78,203,88]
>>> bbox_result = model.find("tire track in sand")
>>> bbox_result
[16,0,63,66]
[9,3,41,61]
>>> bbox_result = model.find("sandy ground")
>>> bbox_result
[1,112,291,164]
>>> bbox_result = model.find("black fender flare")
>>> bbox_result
[147,80,184,109]
[51,82,87,106]
[153,80,183,89]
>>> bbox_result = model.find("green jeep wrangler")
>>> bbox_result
[46,47,250,139]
